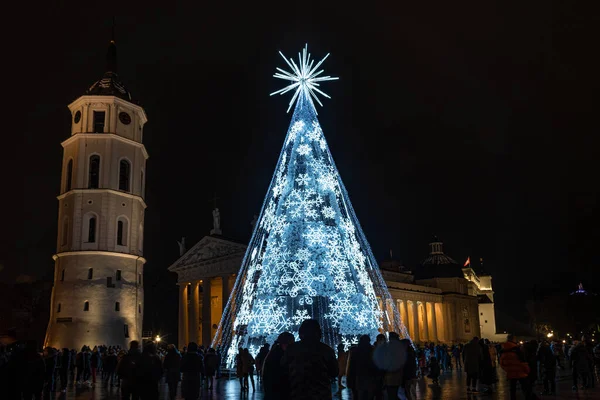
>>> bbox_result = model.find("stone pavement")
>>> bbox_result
[52,368,599,399]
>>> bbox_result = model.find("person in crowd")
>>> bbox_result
[163,344,181,400]
[463,337,483,393]
[500,335,532,400]
[336,343,348,391]
[42,346,57,398]
[281,319,339,400]
[204,348,218,390]
[8,340,45,400]
[90,346,100,385]
[453,345,462,370]
[570,337,593,391]
[255,343,270,383]
[138,342,163,400]
[117,340,143,400]
[235,347,248,391]
[402,339,417,400]
[59,347,71,392]
[104,348,118,387]
[180,342,204,400]
[417,348,426,378]
[243,348,256,391]
[479,338,495,393]
[215,346,222,379]
[83,346,92,384]
[428,356,440,385]
[537,340,557,395]
[262,332,295,400]
[346,334,380,400]
[523,340,539,393]
[75,346,84,384]
[373,333,387,400]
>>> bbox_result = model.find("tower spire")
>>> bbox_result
[106,17,117,73]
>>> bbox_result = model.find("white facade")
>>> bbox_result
[45,89,149,350]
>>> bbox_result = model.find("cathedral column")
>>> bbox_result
[411,301,420,343]
[178,284,189,349]
[421,302,430,342]
[189,281,200,344]
[202,278,212,347]
[429,302,438,343]
[221,275,230,312]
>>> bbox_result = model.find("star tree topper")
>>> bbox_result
[270,44,339,113]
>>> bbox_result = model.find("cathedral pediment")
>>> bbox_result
[168,235,247,282]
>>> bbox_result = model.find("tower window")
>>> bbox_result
[124,324,129,338]
[66,159,73,192]
[88,268,93,280]
[138,304,142,314]
[116,270,122,281]
[117,220,124,246]
[138,273,142,285]
[60,269,65,282]
[93,111,105,133]
[115,302,120,311]
[57,303,61,313]
[119,160,131,192]
[88,216,97,243]
[84,301,89,311]
[88,155,100,189]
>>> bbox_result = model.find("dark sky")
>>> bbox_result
[3,3,598,336]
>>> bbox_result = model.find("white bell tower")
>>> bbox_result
[45,34,149,349]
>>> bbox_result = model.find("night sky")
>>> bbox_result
[3,4,598,337]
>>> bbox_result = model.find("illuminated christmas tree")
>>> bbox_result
[213,45,410,366]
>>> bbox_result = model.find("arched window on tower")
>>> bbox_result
[87,216,97,243]
[57,303,61,313]
[88,155,100,189]
[117,217,129,247]
[84,301,89,311]
[119,160,131,192]
[66,159,73,192]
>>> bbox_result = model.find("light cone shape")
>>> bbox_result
[213,93,410,366]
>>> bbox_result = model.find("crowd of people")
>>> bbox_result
[0,322,599,400]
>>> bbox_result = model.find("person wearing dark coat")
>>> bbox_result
[116,341,143,400]
[138,343,163,400]
[43,347,57,398]
[103,349,118,387]
[479,339,494,393]
[402,340,417,400]
[346,335,380,400]
[163,345,181,400]
[262,332,295,400]
[203,348,218,390]
[537,340,556,395]
[75,348,84,383]
[180,342,204,400]
[8,340,46,400]
[59,348,71,392]
[463,337,483,393]
[281,319,339,400]
[523,340,539,393]
[570,339,593,391]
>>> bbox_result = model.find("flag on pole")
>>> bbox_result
[464,257,470,267]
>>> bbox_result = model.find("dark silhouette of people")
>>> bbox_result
[180,342,204,400]
[116,340,143,400]
[281,319,339,400]
[163,344,181,400]
[262,332,295,400]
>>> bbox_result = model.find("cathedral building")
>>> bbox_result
[170,215,505,346]
[44,37,148,349]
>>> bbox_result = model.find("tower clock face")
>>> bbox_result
[73,111,81,124]
[119,112,132,125]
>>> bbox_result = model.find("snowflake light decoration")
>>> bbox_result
[270,44,339,113]
[212,45,410,368]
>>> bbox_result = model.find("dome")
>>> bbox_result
[416,237,465,279]
[84,40,133,102]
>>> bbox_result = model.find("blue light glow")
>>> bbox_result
[213,46,409,367]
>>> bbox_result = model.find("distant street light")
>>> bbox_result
[155,335,161,343]
[547,332,554,338]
